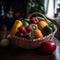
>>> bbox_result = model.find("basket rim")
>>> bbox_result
[28,12,48,23]
[13,23,57,42]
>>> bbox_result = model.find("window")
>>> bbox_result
[44,0,60,18]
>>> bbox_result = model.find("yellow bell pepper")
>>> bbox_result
[11,20,22,35]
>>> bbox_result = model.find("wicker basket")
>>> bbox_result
[12,12,57,49]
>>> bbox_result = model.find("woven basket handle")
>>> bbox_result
[28,12,48,23]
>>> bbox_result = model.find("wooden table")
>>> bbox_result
[0,31,60,60]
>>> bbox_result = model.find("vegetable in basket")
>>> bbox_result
[42,25,53,35]
[37,21,48,30]
[9,12,57,49]
[11,20,23,35]
[37,20,54,35]
[36,16,45,21]
[48,22,55,32]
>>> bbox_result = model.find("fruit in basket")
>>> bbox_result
[11,15,56,39]
[18,33,24,37]
[30,24,38,30]
[42,25,53,35]
[19,26,27,34]
[28,31,35,39]
[26,26,33,32]
[40,40,56,53]
[33,29,43,38]
[23,18,30,22]
[22,21,29,27]
[37,21,48,30]
[36,17,45,21]
[9,12,57,49]
[48,22,55,32]
[29,17,39,24]
[14,19,55,39]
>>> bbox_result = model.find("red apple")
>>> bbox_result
[20,26,27,34]
[29,18,39,24]
[26,26,33,32]
[40,40,56,54]
[18,33,24,37]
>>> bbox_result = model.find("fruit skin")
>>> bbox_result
[40,40,56,54]
[23,18,30,22]
[36,17,45,21]
[22,21,29,27]
[11,20,23,35]
[26,26,33,32]
[37,21,48,30]
[28,31,35,39]
[48,22,55,32]
[18,33,24,37]
[42,25,53,35]
[30,24,38,30]
[0,39,9,47]
[33,29,43,38]
[20,26,27,34]
[30,18,39,24]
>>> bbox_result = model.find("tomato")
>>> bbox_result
[40,40,56,54]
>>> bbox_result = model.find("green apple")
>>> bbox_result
[22,21,29,27]
[0,39,9,47]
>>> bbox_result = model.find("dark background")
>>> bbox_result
[0,0,26,30]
